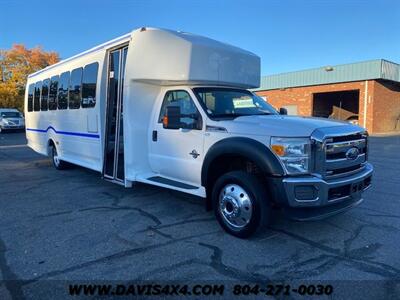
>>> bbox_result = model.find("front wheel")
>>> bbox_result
[212,171,271,238]
[51,145,69,170]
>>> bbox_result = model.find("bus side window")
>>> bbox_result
[41,79,50,111]
[49,75,59,110]
[69,68,82,109]
[33,81,42,111]
[82,62,98,108]
[58,71,70,110]
[27,84,34,112]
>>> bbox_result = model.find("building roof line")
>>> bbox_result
[256,59,400,91]
[263,59,398,78]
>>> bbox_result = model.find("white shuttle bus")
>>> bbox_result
[26,28,373,238]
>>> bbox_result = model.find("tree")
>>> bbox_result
[0,45,59,112]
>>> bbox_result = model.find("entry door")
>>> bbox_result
[103,46,128,182]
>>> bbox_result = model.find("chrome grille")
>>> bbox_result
[311,126,368,179]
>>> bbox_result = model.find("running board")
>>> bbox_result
[147,176,198,190]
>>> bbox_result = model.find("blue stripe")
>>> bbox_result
[26,126,100,139]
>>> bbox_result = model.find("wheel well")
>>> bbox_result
[47,139,55,156]
[205,154,263,209]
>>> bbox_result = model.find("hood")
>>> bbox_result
[217,115,362,137]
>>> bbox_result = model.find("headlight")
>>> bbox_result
[270,137,311,174]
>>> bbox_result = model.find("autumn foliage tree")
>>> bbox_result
[0,45,59,112]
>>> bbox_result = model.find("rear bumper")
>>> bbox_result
[271,163,373,220]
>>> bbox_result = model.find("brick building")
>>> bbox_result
[255,59,400,133]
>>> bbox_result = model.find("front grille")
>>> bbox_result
[326,146,366,160]
[312,128,368,179]
[330,133,363,143]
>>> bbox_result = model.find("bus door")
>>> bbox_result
[103,45,128,183]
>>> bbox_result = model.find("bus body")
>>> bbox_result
[25,28,373,238]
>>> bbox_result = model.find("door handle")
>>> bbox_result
[152,130,157,142]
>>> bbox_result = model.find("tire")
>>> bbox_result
[212,171,271,238]
[51,145,69,170]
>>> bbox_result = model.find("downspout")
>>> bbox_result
[363,80,368,128]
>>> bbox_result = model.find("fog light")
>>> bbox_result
[295,185,317,201]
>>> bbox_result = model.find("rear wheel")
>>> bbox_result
[51,145,69,170]
[212,171,270,238]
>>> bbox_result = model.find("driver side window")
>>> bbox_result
[158,90,202,129]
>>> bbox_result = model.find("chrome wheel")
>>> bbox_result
[218,184,253,230]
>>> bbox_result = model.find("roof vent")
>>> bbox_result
[325,66,334,72]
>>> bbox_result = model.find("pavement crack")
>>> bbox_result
[198,242,269,281]
[134,258,202,280]
[21,231,217,284]
[272,227,400,279]
[197,242,295,300]
[0,237,25,300]
[152,217,214,230]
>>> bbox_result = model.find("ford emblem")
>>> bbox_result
[345,147,359,160]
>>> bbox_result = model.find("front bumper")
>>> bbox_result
[276,163,373,220]
[0,125,25,130]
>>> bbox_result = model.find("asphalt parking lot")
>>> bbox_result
[1,132,400,299]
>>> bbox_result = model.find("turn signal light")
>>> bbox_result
[271,145,285,156]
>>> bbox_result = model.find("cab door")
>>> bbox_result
[149,89,204,186]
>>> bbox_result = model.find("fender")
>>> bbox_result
[201,137,285,188]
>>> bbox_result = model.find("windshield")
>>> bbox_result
[1,112,21,118]
[193,87,278,119]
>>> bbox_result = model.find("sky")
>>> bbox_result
[1,0,399,75]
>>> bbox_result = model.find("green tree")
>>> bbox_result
[0,44,59,112]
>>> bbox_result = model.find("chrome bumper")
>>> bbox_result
[282,163,373,208]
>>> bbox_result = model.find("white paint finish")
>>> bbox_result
[123,82,162,182]
[24,27,362,199]
[217,115,353,138]
[128,28,260,88]
[87,114,98,133]
[147,87,205,185]
[25,49,106,172]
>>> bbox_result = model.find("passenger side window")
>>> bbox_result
[69,68,82,109]
[33,81,42,111]
[49,75,59,110]
[82,62,98,108]
[27,84,34,112]
[158,90,202,130]
[58,71,70,110]
[41,79,50,111]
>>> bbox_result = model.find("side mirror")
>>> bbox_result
[279,107,288,115]
[163,106,181,129]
